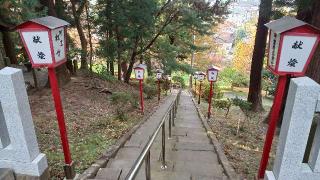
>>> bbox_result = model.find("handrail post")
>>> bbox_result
[169,110,172,138]
[145,151,151,180]
[161,122,167,169]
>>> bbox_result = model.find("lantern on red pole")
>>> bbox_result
[207,66,220,119]
[258,16,320,179]
[197,72,206,105]
[134,64,146,114]
[16,16,75,178]
[156,69,164,102]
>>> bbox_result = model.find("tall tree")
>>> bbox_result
[247,0,273,112]
[70,0,88,69]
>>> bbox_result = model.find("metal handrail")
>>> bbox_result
[125,90,181,180]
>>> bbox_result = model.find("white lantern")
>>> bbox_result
[134,64,146,80]
[16,16,70,68]
[265,16,320,76]
[207,66,220,82]
[155,69,163,80]
[198,72,206,81]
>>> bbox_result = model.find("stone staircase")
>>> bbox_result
[91,91,229,180]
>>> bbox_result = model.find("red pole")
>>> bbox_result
[208,81,214,119]
[48,68,72,165]
[158,80,161,102]
[258,75,288,179]
[198,81,202,104]
[139,79,144,114]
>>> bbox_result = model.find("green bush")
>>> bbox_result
[111,92,139,121]
[143,84,157,99]
[203,82,224,102]
[172,76,186,88]
[231,97,252,117]
[213,99,232,117]
[92,64,117,82]
[111,92,138,108]
[219,67,249,89]
[262,70,277,96]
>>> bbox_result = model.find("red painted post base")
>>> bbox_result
[257,75,288,179]
[48,68,74,179]
[139,80,144,114]
[198,82,202,105]
[207,82,214,119]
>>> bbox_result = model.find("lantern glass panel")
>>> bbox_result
[21,31,53,64]
[156,73,162,79]
[198,75,205,81]
[208,70,218,81]
[135,69,144,80]
[51,27,66,62]
[278,35,317,73]
[268,31,280,69]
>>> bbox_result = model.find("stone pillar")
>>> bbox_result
[0,67,48,177]
[265,77,320,180]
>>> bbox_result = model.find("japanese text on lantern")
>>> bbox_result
[278,35,317,73]
[21,31,52,64]
[51,27,66,62]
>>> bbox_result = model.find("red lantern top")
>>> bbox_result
[16,16,70,68]
[207,66,220,82]
[265,16,320,76]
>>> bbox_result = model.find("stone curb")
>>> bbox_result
[190,91,239,180]
[77,95,173,179]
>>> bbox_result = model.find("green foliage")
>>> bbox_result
[203,82,224,102]
[262,69,277,96]
[92,64,117,82]
[231,97,252,117]
[143,84,158,99]
[172,76,186,88]
[219,67,249,88]
[111,92,139,121]
[213,99,232,117]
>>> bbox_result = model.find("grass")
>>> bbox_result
[194,88,277,179]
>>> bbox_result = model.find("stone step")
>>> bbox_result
[191,174,229,180]
[94,168,122,180]
[174,142,214,151]
[173,161,224,177]
[0,169,15,180]
[114,147,141,160]
[150,170,191,180]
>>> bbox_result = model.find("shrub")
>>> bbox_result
[172,76,186,88]
[203,82,224,102]
[219,67,249,89]
[92,64,117,82]
[143,84,157,99]
[111,92,140,121]
[213,99,232,117]
[111,92,138,108]
[262,70,277,96]
[231,97,252,117]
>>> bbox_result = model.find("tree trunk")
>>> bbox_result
[121,62,127,79]
[40,0,71,86]
[70,0,88,69]
[2,31,17,64]
[146,58,152,76]
[124,38,139,83]
[85,2,93,72]
[110,59,114,75]
[247,0,272,112]
[116,26,122,81]
[305,1,320,83]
